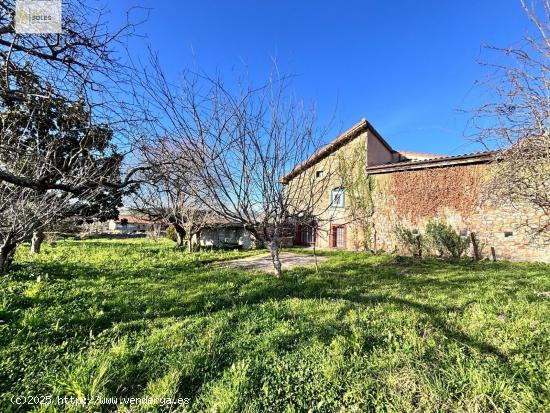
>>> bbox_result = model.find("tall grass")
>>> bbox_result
[0,239,548,412]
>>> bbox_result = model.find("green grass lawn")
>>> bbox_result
[0,239,548,412]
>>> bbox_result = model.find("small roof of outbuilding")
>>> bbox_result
[365,150,496,174]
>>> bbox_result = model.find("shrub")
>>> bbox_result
[394,224,422,258]
[165,225,178,243]
[425,220,470,259]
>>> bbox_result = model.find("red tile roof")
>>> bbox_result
[116,215,153,225]
[280,118,498,182]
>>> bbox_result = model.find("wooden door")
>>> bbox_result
[331,224,346,248]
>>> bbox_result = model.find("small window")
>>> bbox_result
[316,170,324,178]
[460,229,468,237]
[504,231,513,238]
[331,188,345,208]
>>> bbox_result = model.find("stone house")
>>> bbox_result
[281,118,549,262]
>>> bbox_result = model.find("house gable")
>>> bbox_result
[366,128,395,166]
[280,118,399,184]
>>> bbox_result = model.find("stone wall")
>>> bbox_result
[369,164,550,262]
[284,127,549,262]
[195,227,256,249]
[285,131,367,250]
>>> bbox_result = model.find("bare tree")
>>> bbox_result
[0,186,56,269]
[0,0,147,193]
[0,0,143,103]
[132,139,214,251]
[470,0,550,233]
[0,179,118,270]
[133,184,212,252]
[134,56,334,276]
[0,1,149,269]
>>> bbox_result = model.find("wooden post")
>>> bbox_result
[490,246,497,261]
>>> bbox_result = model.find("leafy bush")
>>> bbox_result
[394,224,422,257]
[165,225,178,243]
[425,220,470,259]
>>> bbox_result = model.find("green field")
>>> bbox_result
[0,239,548,412]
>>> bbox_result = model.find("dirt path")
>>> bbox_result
[221,252,327,273]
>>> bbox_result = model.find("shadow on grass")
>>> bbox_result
[10,255,524,360]
[4,249,548,401]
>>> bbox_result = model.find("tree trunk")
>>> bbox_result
[0,243,17,274]
[173,224,186,248]
[187,235,193,253]
[415,234,422,259]
[268,237,283,278]
[361,221,370,251]
[312,240,319,273]
[176,232,184,248]
[470,232,481,261]
[30,230,45,254]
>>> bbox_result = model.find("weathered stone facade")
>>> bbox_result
[370,165,550,262]
[283,119,550,263]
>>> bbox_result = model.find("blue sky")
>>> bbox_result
[110,0,529,155]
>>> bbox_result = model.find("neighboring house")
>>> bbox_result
[108,215,155,234]
[92,211,255,248]
[282,118,549,262]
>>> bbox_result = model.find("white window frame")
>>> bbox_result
[331,188,345,208]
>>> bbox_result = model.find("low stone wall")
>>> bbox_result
[197,228,256,249]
